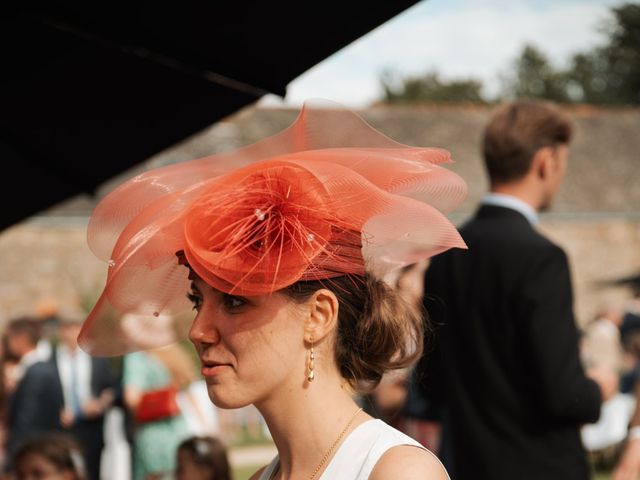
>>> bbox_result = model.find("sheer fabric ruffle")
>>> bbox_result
[79,103,467,355]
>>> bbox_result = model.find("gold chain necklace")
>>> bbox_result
[309,407,363,480]
[270,407,363,480]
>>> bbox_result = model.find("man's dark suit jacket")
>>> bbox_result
[6,360,64,465]
[418,204,602,480]
[51,347,116,480]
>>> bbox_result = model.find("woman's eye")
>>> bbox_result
[222,294,246,310]
[186,292,202,311]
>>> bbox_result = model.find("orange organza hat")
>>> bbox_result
[79,102,467,355]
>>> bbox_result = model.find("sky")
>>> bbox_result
[261,0,627,107]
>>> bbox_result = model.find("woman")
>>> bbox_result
[13,434,86,480]
[121,314,195,480]
[79,103,467,479]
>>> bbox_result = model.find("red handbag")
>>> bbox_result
[135,386,180,423]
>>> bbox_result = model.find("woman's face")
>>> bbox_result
[188,277,308,408]
[15,453,74,480]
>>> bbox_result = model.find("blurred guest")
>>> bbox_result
[618,275,640,357]
[365,263,428,428]
[414,100,615,479]
[4,317,63,469]
[175,436,232,480]
[178,379,220,439]
[0,334,18,471]
[613,392,640,480]
[580,309,632,455]
[52,311,117,480]
[121,314,194,480]
[13,433,86,480]
[611,273,640,480]
[33,299,64,362]
[366,369,409,428]
[1,334,20,399]
[582,307,624,373]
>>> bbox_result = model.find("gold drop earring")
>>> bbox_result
[307,335,315,382]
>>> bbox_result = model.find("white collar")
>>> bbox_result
[57,344,76,357]
[481,193,538,226]
[18,349,42,372]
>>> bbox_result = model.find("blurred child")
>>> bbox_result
[176,436,232,480]
[13,433,86,480]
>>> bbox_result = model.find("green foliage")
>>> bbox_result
[379,2,640,105]
[382,70,485,104]
[598,3,640,103]
[502,45,571,102]
[233,464,262,480]
[565,52,609,104]
[563,3,640,104]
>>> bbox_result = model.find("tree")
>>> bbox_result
[601,2,640,104]
[502,45,570,103]
[565,52,609,104]
[378,2,640,105]
[381,70,486,104]
[565,3,640,105]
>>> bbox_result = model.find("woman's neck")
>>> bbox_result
[255,373,368,479]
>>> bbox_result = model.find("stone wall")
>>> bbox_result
[144,104,640,215]
[50,104,640,217]
[2,104,639,330]
[539,218,640,323]
[1,219,638,329]
[0,222,105,322]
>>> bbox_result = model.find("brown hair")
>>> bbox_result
[285,274,424,393]
[483,100,573,185]
[14,433,86,480]
[6,317,42,347]
[177,436,232,480]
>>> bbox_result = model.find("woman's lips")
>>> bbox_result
[200,362,232,377]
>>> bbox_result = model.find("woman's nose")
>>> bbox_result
[188,311,220,346]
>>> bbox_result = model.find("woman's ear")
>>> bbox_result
[304,289,339,343]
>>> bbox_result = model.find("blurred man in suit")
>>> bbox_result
[53,311,117,480]
[4,317,63,469]
[613,274,640,480]
[416,100,616,480]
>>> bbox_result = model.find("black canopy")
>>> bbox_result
[1,2,418,230]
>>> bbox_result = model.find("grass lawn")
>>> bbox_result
[594,472,611,480]
[234,464,261,480]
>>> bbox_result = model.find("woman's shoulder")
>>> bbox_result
[361,420,449,480]
[369,444,449,480]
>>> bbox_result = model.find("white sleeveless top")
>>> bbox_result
[258,419,449,480]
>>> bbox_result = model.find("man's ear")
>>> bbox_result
[532,147,554,181]
[304,289,339,343]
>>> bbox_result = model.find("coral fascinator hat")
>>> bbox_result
[79,102,467,356]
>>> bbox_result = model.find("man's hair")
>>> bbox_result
[483,100,573,185]
[6,317,42,346]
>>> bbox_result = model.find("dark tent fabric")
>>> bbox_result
[1,2,418,230]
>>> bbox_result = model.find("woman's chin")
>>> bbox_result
[206,387,251,410]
